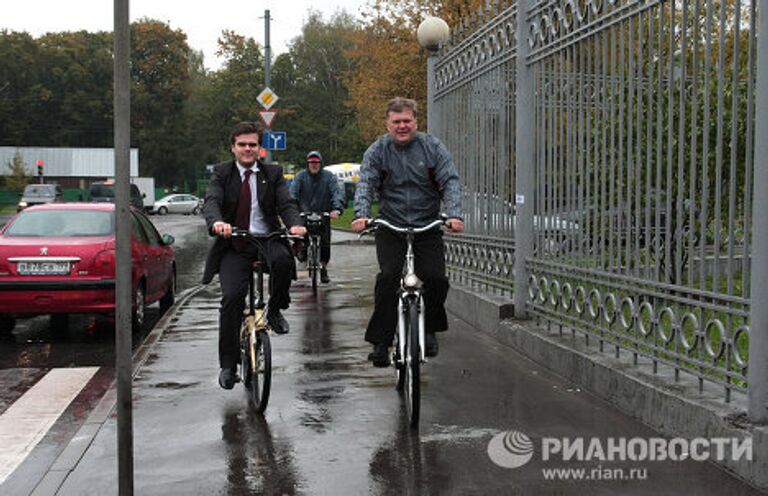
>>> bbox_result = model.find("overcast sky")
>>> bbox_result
[1,0,368,70]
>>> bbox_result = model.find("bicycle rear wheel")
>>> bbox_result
[243,329,272,413]
[404,299,421,427]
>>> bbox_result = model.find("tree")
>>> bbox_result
[130,19,194,186]
[271,11,366,165]
[346,0,490,141]
[4,152,30,191]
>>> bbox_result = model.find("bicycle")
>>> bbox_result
[362,217,448,428]
[231,228,300,413]
[299,212,329,295]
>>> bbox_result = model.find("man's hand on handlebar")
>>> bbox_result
[330,210,341,220]
[444,218,465,233]
[290,225,308,237]
[212,221,233,238]
[351,217,369,233]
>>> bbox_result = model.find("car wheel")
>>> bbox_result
[160,271,175,311]
[192,206,201,215]
[132,283,146,332]
[0,315,16,334]
[158,206,168,215]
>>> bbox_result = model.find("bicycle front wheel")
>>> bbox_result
[244,330,272,413]
[405,298,421,427]
[394,329,405,391]
[309,240,318,294]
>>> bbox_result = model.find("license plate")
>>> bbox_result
[17,261,71,275]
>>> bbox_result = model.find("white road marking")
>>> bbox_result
[0,367,98,485]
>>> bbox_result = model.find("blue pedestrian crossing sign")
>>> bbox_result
[263,131,286,151]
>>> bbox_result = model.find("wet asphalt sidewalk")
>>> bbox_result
[31,230,763,495]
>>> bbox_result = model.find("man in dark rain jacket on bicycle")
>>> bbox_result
[351,97,465,367]
[290,150,345,283]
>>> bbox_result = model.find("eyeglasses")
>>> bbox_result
[236,142,259,148]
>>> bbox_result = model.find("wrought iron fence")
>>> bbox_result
[434,0,759,403]
[435,2,518,296]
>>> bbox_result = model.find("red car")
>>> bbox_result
[0,203,176,333]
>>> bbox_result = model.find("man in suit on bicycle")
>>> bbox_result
[289,150,346,283]
[203,121,307,389]
[351,97,465,367]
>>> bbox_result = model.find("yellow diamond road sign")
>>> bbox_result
[257,87,279,110]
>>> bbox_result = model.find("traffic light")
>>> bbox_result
[36,159,43,177]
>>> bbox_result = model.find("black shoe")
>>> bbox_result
[268,310,289,334]
[426,333,439,358]
[218,367,237,390]
[320,268,330,283]
[368,344,390,367]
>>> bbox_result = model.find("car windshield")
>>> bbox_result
[90,184,115,198]
[4,210,114,237]
[23,186,55,198]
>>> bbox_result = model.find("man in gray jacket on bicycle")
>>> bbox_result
[290,150,345,283]
[351,97,465,367]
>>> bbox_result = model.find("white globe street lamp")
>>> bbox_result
[417,16,450,52]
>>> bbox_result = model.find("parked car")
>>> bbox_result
[17,183,64,212]
[88,181,144,210]
[153,194,202,215]
[0,203,176,333]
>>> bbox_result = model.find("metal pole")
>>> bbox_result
[114,0,134,492]
[426,53,437,135]
[748,1,768,424]
[513,0,534,318]
[264,9,272,164]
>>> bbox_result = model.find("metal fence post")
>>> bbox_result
[514,0,534,318]
[748,2,768,424]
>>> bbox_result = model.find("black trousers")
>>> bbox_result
[218,239,293,369]
[365,228,449,346]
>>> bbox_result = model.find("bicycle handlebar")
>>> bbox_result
[361,218,447,236]
[230,228,303,241]
[299,211,331,220]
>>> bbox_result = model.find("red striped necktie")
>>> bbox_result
[235,169,253,231]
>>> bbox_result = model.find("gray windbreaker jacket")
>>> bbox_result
[354,132,463,227]
[289,168,345,214]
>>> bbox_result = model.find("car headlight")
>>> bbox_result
[18,201,27,208]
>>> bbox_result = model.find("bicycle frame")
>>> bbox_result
[300,212,329,294]
[366,218,446,365]
[396,232,426,363]
[230,228,301,413]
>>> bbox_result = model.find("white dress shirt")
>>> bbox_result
[236,162,269,234]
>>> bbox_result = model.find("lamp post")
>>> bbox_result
[417,16,450,135]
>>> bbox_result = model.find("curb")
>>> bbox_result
[446,284,768,492]
[31,285,206,496]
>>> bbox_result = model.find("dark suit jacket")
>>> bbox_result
[201,159,300,284]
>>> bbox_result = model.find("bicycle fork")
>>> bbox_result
[397,293,426,363]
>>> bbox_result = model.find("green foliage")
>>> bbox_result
[269,11,367,166]
[331,202,378,230]
[4,152,30,191]
[0,12,371,188]
[131,19,195,186]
